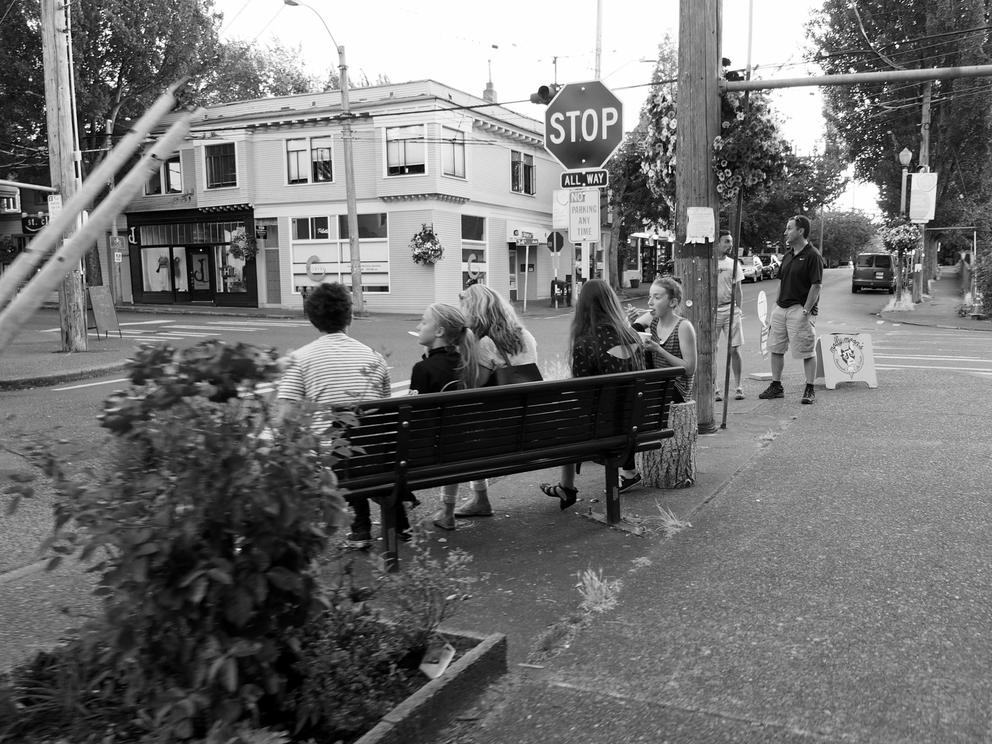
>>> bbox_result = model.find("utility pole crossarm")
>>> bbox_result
[721,63,992,91]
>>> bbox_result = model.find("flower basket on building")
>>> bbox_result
[228,227,258,261]
[410,223,444,265]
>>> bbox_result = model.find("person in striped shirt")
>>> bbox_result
[277,282,393,549]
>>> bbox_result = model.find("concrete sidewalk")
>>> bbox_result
[2,272,989,742]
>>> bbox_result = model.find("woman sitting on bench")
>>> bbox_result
[540,279,648,509]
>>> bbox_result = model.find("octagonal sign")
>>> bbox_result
[544,80,624,171]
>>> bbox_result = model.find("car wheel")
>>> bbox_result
[888,286,895,294]
[852,285,859,293]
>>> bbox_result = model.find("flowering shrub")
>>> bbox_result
[409,223,444,265]
[641,88,789,211]
[229,227,258,261]
[878,222,921,254]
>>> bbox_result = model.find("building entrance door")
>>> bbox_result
[187,246,213,302]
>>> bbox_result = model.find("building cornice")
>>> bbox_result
[379,193,470,205]
[472,119,543,146]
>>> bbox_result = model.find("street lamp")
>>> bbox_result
[896,147,913,298]
[284,0,364,315]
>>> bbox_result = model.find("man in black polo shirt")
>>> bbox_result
[759,215,824,404]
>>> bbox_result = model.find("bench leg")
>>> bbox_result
[380,491,400,572]
[604,458,621,524]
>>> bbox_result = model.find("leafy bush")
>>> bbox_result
[2,341,348,742]
[1,340,478,744]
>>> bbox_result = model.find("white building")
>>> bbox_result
[120,80,571,312]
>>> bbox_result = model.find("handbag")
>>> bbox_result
[488,346,543,386]
[494,362,543,385]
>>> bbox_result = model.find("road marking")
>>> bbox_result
[875,354,992,362]
[875,363,992,372]
[53,377,130,391]
[119,320,172,326]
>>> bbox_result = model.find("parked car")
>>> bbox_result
[741,255,762,283]
[852,252,895,293]
[754,253,781,279]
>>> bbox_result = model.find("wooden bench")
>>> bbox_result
[335,366,684,567]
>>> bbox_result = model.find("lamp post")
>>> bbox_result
[284,0,364,315]
[896,147,913,299]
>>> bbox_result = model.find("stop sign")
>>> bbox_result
[544,80,623,170]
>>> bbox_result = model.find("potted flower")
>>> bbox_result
[410,224,444,265]
[228,227,258,261]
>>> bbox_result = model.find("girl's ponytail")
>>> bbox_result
[427,302,481,389]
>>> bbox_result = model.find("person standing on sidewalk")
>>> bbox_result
[759,215,824,405]
[715,230,745,401]
[275,282,398,548]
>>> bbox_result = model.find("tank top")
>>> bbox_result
[649,316,695,403]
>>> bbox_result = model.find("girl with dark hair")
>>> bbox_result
[409,303,481,530]
[540,279,647,508]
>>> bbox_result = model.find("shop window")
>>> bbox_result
[338,213,388,239]
[386,125,425,175]
[291,216,330,240]
[511,150,535,195]
[442,127,465,178]
[205,142,237,188]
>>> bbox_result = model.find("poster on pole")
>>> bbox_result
[757,290,769,358]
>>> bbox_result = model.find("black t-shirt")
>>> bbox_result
[777,242,824,313]
[410,346,463,394]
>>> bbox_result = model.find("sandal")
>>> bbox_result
[540,482,578,511]
[618,473,642,494]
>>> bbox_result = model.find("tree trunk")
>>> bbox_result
[636,400,697,488]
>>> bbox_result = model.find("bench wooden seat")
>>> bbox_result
[335,366,684,567]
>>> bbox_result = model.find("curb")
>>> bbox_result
[0,361,131,391]
[357,630,508,744]
[877,312,992,332]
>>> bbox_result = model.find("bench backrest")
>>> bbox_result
[334,367,683,495]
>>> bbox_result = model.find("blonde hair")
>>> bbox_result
[427,302,481,389]
[459,284,526,358]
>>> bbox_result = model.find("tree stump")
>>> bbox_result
[636,400,697,488]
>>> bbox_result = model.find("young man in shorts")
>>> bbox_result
[759,215,824,405]
[714,230,745,401]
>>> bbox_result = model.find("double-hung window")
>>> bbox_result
[511,150,535,195]
[287,137,334,184]
[145,155,182,195]
[311,137,333,182]
[205,143,237,189]
[287,139,308,184]
[442,127,466,178]
[386,125,426,175]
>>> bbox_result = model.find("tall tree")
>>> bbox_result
[809,0,992,233]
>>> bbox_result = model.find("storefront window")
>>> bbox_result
[215,245,247,293]
[141,247,177,292]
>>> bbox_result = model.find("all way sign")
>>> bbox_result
[561,169,609,189]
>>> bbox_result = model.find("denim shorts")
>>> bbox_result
[767,304,815,359]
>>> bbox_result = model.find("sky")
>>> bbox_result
[215,0,878,212]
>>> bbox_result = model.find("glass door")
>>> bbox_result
[186,246,213,301]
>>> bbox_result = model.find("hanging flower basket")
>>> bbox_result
[229,227,258,261]
[410,223,444,265]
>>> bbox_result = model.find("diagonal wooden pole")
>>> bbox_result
[0,83,184,314]
[0,110,200,354]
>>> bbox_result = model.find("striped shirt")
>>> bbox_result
[278,332,391,408]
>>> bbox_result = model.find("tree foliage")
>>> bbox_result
[808,0,992,242]
[0,0,323,184]
[810,209,879,264]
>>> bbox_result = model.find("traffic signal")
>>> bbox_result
[529,83,560,105]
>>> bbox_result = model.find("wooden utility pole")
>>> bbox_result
[41,0,86,351]
[676,0,721,434]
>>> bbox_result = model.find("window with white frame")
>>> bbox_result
[442,127,466,178]
[311,136,333,182]
[287,137,334,184]
[386,125,425,175]
[144,155,183,195]
[0,192,19,213]
[461,215,486,288]
[511,150,535,195]
[286,139,308,184]
[205,142,237,188]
